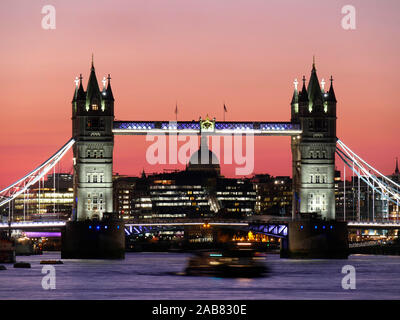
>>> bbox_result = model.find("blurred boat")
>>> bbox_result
[185,243,267,278]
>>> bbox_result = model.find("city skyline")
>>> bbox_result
[1,0,399,189]
[2,1,400,303]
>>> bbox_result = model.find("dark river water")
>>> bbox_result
[1,252,400,299]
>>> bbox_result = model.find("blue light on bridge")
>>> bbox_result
[314,225,318,229]
[300,225,304,230]
[330,225,333,229]
[210,253,223,257]
[96,226,100,230]
[323,225,326,229]
[89,225,92,229]
[117,226,120,229]
[105,226,108,229]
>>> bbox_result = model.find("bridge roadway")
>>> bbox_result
[0,217,289,238]
[1,218,400,237]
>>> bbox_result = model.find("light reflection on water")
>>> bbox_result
[1,252,400,300]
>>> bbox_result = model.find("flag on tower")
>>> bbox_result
[223,104,227,121]
[174,102,178,121]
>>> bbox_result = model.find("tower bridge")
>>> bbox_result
[71,59,337,223]
[1,59,399,259]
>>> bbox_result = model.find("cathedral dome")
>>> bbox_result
[187,136,220,174]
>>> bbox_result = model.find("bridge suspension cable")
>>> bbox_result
[336,139,400,207]
[0,139,75,208]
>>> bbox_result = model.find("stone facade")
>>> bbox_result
[71,63,114,221]
[291,63,337,220]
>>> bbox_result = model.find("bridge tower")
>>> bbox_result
[291,61,337,220]
[63,59,124,259]
[72,60,114,221]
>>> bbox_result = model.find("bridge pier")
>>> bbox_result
[280,220,349,259]
[61,219,125,259]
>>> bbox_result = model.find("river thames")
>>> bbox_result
[1,252,400,300]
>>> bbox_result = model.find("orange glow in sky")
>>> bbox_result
[0,0,399,188]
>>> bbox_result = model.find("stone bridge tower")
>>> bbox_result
[291,61,337,220]
[71,60,114,221]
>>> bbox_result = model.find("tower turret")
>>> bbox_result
[102,74,114,116]
[291,79,299,121]
[298,76,309,116]
[86,61,102,111]
[307,61,324,113]
[325,76,337,118]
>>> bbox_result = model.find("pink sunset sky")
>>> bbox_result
[0,0,399,188]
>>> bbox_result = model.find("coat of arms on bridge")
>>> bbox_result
[199,115,215,133]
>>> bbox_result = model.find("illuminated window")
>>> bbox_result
[92,104,98,111]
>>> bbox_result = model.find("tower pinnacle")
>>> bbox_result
[105,74,114,101]
[327,75,337,102]
[307,59,322,103]
[291,78,299,106]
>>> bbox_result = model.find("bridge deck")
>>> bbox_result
[113,121,302,136]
